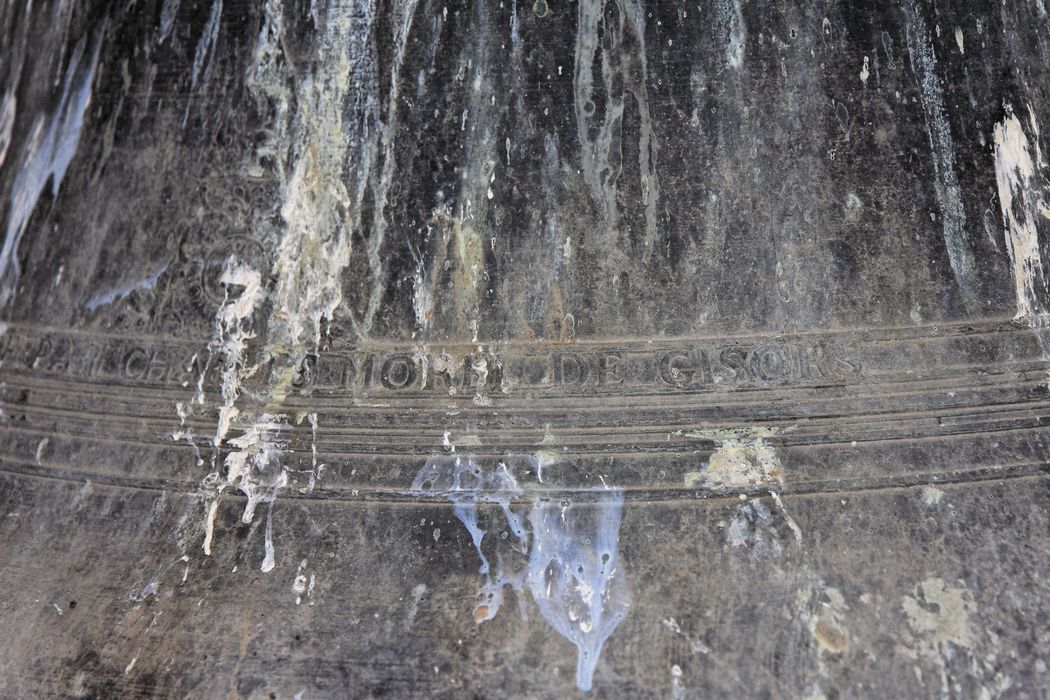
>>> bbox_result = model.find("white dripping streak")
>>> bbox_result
[630,0,661,255]
[0,91,15,169]
[221,413,289,571]
[84,263,167,311]
[574,0,619,227]
[411,456,526,624]
[211,261,264,448]
[573,0,660,251]
[261,500,277,572]
[412,456,629,693]
[181,0,223,128]
[185,3,288,519]
[307,411,318,493]
[905,5,978,305]
[720,0,746,70]
[245,0,293,182]
[412,252,434,335]
[192,258,263,559]
[446,2,501,343]
[0,34,100,307]
[261,0,378,357]
[203,0,376,571]
[670,664,685,698]
[190,0,223,89]
[993,107,1050,323]
[292,559,309,604]
[203,499,219,555]
[358,0,419,336]
[159,0,182,44]
[526,489,629,692]
[172,400,203,466]
[769,491,803,545]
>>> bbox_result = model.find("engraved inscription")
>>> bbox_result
[0,328,865,396]
[298,342,861,394]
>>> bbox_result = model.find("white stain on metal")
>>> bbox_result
[223,414,289,536]
[0,34,101,307]
[203,500,218,555]
[662,617,711,655]
[412,454,629,691]
[720,0,747,70]
[574,0,661,254]
[993,106,1050,323]
[206,260,265,450]
[0,91,15,169]
[770,491,802,544]
[994,105,1050,390]
[35,437,49,465]
[158,0,182,43]
[899,578,1011,697]
[527,489,629,691]
[685,427,789,489]
[190,0,222,90]
[186,0,392,571]
[84,264,167,311]
[921,485,945,506]
[906,3,977,305]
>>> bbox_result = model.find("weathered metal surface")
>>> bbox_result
[1,0,1050,697]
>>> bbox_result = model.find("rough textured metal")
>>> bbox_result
[1,0,1049,697]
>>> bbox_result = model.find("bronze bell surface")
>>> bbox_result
[1,1,1049,697]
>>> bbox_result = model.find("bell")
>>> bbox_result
[1,0,1048,696]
